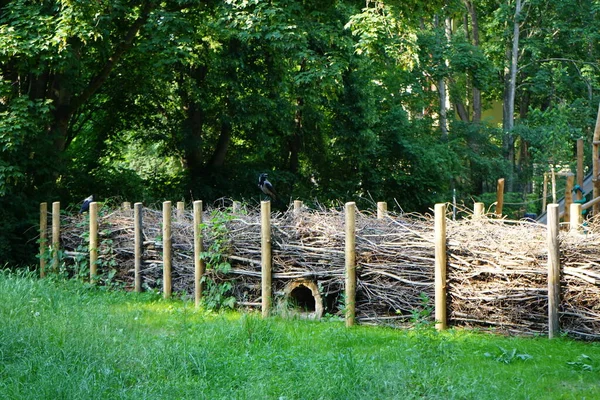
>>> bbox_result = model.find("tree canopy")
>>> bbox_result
[1,0,600,264]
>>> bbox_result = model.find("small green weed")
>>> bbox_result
[199,209,236,310]
[408,292,434,327]
[567,354,596,371]
[484,346,533,364]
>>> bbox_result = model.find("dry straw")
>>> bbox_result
[56,202,600,339]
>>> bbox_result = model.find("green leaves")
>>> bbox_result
[485,347,533,364]
[0,94,53,196]
[567,354,596,372]
[199,210,235,310]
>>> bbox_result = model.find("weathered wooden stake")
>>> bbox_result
[39,202,48,278]
[473,202,485,220]
[377,202,387,219]
[177,201,185,220]
[542,172,548,211]
[552,169,557,204]
[163,201,172,299]
[261,200,272,318]
[577,138,584,201]
[565,174,574,223]
[232,201,241,214]
[434,203,447,330]
[293,200,303,215]
[89,202,98,283]
[593,102,600,215]
[452,188,457,221]
[134,202,143,293]
[122,202,131,211]
[193,200,205,308]
[547,204,560,339]
[495,178,505,217]
[570,203,582,233]
[52,201,60,272]
[345,202,357,327]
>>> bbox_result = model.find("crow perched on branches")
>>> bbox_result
[258,173,277,201]
[80,195,94,213]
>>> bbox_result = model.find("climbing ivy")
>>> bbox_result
[200,210,236,310]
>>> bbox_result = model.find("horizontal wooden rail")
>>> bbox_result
[582,195,600,210]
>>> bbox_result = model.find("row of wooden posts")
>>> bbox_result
[39,199,569,338]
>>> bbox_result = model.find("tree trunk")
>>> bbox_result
[208,114,232,168]
[505,0,522,133]
[464,0,482,122]
[181,66,207,178]
[289,59,306,174]
[289,96,303,173]
[434,15,449,137]
[48,1,156,155]
[182,101,205,177]
[452,1,482,124]
[503,0,523,192]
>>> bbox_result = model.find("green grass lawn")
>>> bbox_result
[1,270,599,399]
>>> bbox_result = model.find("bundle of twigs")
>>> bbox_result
[446,217,548,335]
[208,207,436,319]
[354,213,435,321]
[225,208,346,306]
[54,203,600,339]
[57,205,436,320]
[60,208,197,292]
[560,232,600,339]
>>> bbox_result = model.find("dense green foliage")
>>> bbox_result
[2,0,600,264]
[1,270,600,399]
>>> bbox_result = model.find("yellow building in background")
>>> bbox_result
[480,101,504,126]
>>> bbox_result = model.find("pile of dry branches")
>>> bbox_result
[446,218,548,335]
[55,203,600,339]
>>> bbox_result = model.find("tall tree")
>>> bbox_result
[502,0,525,190]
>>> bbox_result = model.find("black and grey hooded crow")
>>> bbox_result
[258,173,277,201]
[80,195,94,213]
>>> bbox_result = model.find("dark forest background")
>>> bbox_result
[2,0,600,264]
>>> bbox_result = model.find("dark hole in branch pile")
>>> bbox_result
[284,280,324,318]
[289,284,316,312]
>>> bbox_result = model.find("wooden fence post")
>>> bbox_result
[542,172,548,211]
[194,200,205,308]
[134,202,143,293]
[473,202,485,220]
[495,178,505,217]
[345,202,357,327]
[163,201,172,299]
[592,102,600,216]
[52,201,60,272]
[547,204,560,339]
[452,188,457,221]
[565,174,574,223]
[122,202,131,211]
[552,169,557,204]
[577,138,584,201]
[293,200,303,215]
[377,202,387,219]
[177,201,185,220]
[435,203,447,330]
[570,203,582,233]
[232,201,241,214]
[89,202,98,284]
[261,200,272,318]
[39,202,48,278]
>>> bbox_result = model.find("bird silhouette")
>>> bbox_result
[258,173,277,201]
[80,195,94,213]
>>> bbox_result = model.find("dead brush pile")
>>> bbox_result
[56,203,600,339]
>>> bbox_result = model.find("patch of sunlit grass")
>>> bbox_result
[1,269,600,399]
